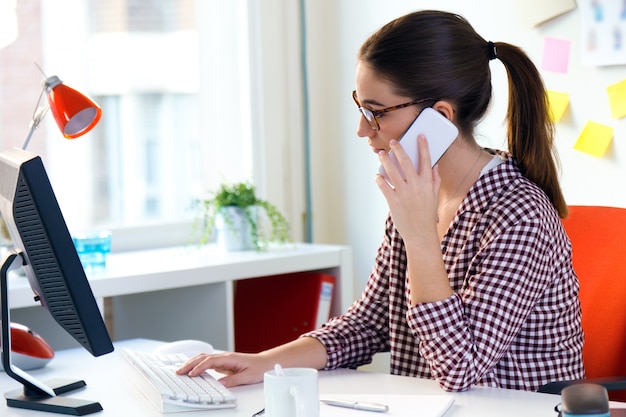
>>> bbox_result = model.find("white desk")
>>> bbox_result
[7,243,354,351]
[0,338,609,417]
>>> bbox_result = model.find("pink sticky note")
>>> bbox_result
[542,37,571,74]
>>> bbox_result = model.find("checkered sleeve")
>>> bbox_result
[407,200,578,391]
[302,216,394,370]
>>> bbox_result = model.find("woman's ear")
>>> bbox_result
[432,101,455,122]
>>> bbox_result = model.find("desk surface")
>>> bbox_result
[0,339,599,417]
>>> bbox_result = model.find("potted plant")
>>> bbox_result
[193,181,291,251]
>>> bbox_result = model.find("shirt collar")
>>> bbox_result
[460,151,520,216]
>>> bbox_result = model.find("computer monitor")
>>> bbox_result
[0,147,114,415]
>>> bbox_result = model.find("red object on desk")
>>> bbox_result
[234,272,335,353]
[9,322,54,359]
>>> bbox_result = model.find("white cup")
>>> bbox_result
[263,367,319,417]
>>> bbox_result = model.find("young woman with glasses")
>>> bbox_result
[178,10,584,392]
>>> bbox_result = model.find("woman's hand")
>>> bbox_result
[176,337,328,388]
[375,135,441,244]
[376,134,452,304]
[176,351,272,388]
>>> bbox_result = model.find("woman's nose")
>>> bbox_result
[356,114,375,138]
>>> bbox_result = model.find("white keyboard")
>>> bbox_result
[121,348,237,413]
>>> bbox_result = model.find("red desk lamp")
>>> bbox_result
[0,69,103,380]
[22,73,102,150]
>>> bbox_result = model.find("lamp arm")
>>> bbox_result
[21,85,49,151]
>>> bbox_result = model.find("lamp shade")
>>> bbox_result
[45,76,102,139]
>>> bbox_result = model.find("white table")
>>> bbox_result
[1,338,614,417]
[7,243,354,351]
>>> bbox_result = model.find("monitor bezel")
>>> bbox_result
[0,147,114,415]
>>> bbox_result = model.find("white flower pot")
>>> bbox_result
[215,206,257,251]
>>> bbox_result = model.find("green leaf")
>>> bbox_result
[191,181,291,251]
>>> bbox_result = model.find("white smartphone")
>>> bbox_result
[378,107,458,186]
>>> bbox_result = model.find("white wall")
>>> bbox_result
[303,0,626,289]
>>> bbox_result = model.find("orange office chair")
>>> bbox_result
[538,205,626,401]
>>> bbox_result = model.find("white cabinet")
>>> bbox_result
[8,243,354,351]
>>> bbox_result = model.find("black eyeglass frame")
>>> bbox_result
[351,90,438,131]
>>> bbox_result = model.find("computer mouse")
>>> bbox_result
[0,322,54,371]
[154,339,214,357]
[560,383,609,417]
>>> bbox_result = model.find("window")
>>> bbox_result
[0,0,261,249]
[92,93,201,225]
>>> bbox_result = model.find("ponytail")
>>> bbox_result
[493,42,568,218]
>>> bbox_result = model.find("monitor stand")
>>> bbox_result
[1,251,103,415]
[4,379,102,416]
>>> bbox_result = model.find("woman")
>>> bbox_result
[178,10,584,392]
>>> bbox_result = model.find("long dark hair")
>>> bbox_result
[358,10,567,218]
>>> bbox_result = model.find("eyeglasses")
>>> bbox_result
[351,90,437,131]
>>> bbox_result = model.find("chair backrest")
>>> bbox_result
[562,206,626,397]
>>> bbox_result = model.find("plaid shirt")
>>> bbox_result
[305,157,584,392]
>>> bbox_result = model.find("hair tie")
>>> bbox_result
[488,41,497,60]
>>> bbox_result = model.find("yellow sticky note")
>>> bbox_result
[607,79,626,119]
[574,121,613,157]
[547,90,570,122]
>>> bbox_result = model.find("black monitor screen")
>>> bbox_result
[0,147,114,414]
